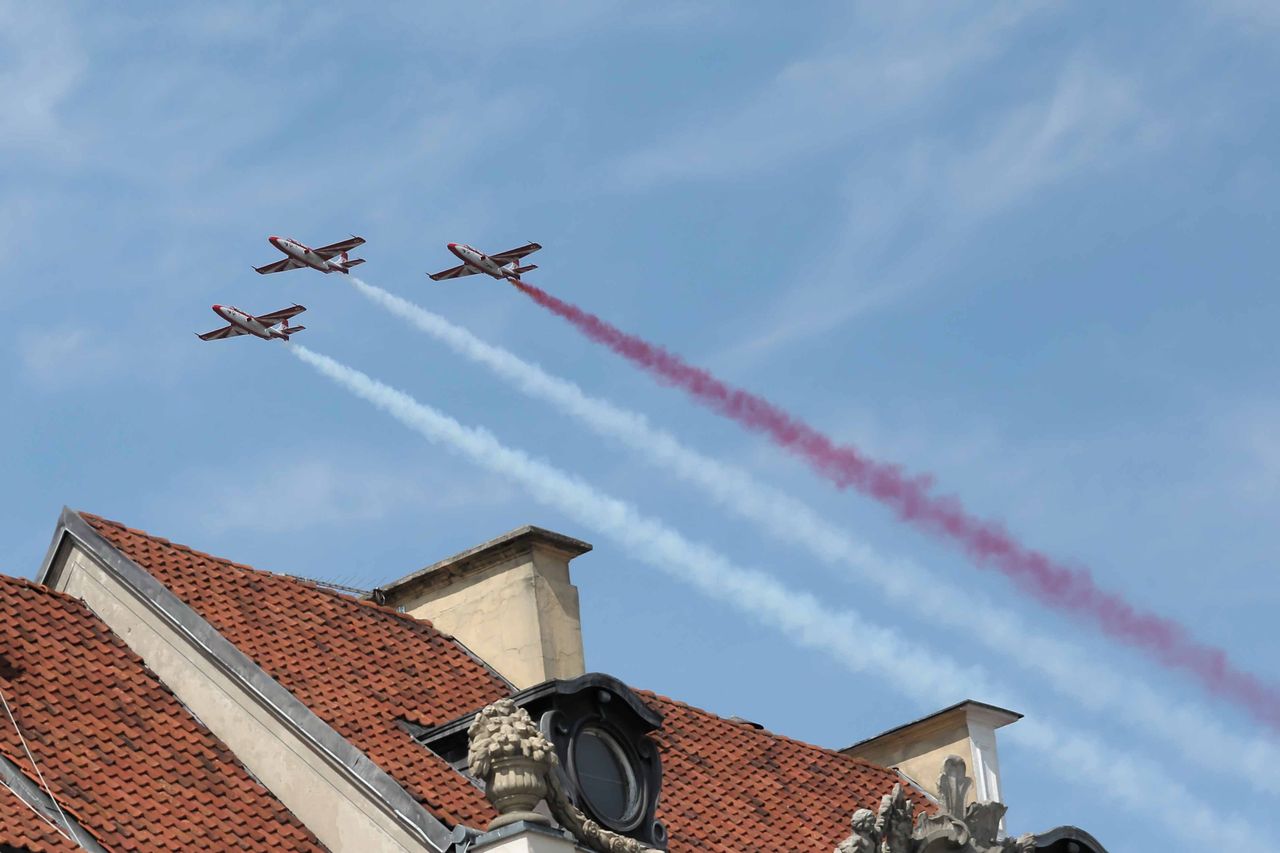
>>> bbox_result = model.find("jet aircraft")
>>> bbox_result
[428,242,541,282]
[197,304,307,342]
[254,235,366,275]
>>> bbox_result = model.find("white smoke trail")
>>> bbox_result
[289,343,1260,849]
[350,277,1280,795]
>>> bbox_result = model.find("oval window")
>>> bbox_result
[572,725,641,828]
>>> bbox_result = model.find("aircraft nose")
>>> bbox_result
[447,242,457,250]
[212,304,222,312]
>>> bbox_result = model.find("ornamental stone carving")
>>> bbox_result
[468,699,657,853]
[937,756,971,818]
[835,784,915,853]
[833,760,1037,853]
[467,699,555,829]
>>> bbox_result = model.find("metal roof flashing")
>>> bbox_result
[36,507,456,852]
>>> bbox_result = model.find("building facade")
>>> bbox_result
[0,509,1108,852]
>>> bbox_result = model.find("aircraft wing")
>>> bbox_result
[313,236,366,259]
[254,257,305,275]
[197,324,249,341]
[255,304,307,325]
[489,242,542,264]
[428,263,480,282]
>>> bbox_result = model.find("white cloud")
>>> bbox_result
[611,3,1041,188]
[934,60,1163,220]
[1219,403,1280,503]
[16,325,124,389]
[188,455,513,535]
[714,57,1164,366]
[1209,0,1280,32]
[0,2,84,156]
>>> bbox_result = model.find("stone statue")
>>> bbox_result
[835,809,877,853]
[833,759,1040,853]
[875,785,914,853]
[467,699,656,853]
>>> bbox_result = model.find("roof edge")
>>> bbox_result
[0,751,110,853]
[841,699,1023,753]
[374,524,592,600]
[1035,825,1110,852]
[41,508,455,852]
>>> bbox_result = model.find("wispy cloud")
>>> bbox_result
[353,278,1280,796]
[611,3,1040,189]
[716,56,1164,365]
[1209,0,1280,32]
[290,342,1265,848]
[0,3,84,157]
[1219,402,1280,504]
[15,325,125,389]
[182,454,513,535]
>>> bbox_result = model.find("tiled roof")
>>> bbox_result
[76,513,933,851]
[0,574,322,852]
[0,781,80,853]
[80,512,509,830]
[646,693,933,852]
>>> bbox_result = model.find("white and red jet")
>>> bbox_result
[197,304,306,342]
[254,235,366,275]
[428,242,541,283]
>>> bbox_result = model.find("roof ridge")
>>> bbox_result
[637,688,902,775]
[78,510,263,573]
[77,511,512,688]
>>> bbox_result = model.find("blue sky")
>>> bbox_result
[2,2,1278,847]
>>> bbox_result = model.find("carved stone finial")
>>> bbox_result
[467,699,657,853]
[937,756,972,818]
[467,699,555,829]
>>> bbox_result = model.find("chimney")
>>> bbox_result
[374,526,592,689]
[840,700,1021,811]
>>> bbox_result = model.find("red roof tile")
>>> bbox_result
[0,782,81,853]
[0,574,322,852]
[645,693,933,852]
[77,513,933,851]
[80,512,508,830]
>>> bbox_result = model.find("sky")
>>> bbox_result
[1,2,1278,848]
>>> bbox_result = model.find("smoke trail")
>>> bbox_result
[287,343,1258,849]
[511,279,1280,730]
[349,277,1280,795]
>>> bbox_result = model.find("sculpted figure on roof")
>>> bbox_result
[834,784,914,853]
[835,808,877,853]
[833,759,1038,853]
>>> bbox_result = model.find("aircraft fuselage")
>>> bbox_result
[212,305,289,340]
[448,243,518,280]
[269,236,346,274]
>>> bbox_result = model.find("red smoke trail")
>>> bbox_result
[512,279,1280,730]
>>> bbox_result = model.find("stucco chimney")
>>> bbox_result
[840,700,1021,811]
[374,526,592,690]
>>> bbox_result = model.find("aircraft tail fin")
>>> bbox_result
[512,263,538,276]
[334,253,365,273]
[282,324,306,338]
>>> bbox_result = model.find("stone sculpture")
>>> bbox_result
[833,758,1037,853]
[467,699,656,853]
